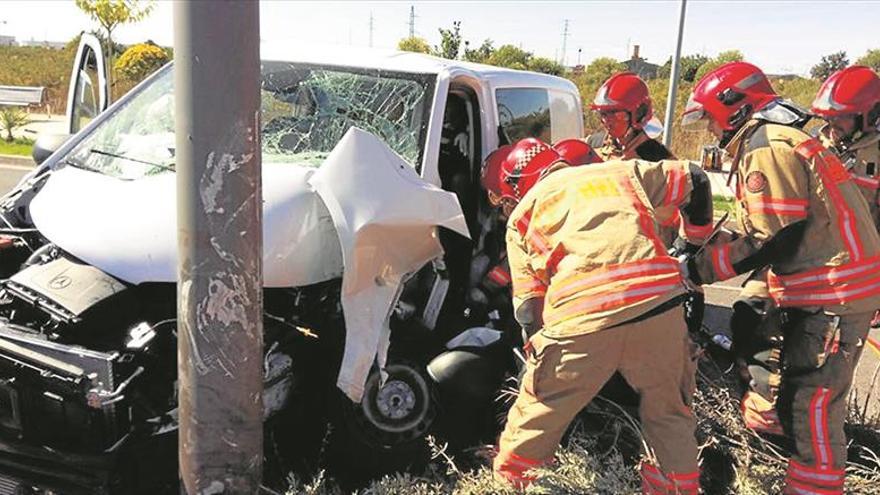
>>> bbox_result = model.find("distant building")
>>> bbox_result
[622,45,660,80]
[19,39,66,49]
[0,35,15,47]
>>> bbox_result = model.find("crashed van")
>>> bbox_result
[0,35,584,492]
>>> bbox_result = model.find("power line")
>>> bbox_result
[369,11,374,47]
[560,19,570,65]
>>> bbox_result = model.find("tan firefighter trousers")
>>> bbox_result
[496,306,700,475]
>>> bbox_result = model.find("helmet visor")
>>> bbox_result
[681,96,709,131]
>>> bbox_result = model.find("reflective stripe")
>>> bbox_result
[664,166,688,206]
[745,197,809,217]
[768,255,880,289]
[487,266,512,286]
[515,211,531,237]
[796,140,866,261]
[670,471,701,492]
[769,269,880,306]
[660,209,682,227]
[513,277,547,298]
[711,244,737,280]
[788,460,844,486]
[493,451,549,488]
[809,388,833,470]
[683,220,713,241]
[640,464,673,492]
[795,139,826,159]
[785,479,842,495]
[515,211,552,255]
[851,173,880,190]
[498,451,544,468]
[547,257,680,305]
[618,176,667,255]
[544,275,682,326]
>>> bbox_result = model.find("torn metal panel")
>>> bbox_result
[310,127,469,402]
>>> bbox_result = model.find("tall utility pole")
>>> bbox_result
[560,19,570,65]
[409,5,416,38]
[174,1,264,493]
[369,11,374,47]
[663,0,688,147]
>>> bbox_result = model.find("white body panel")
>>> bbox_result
[310,128,468,401]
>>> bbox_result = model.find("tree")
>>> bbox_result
[856,49,880,72]
[694,50,744,82]
[583,57,626,85]
[0,106,29,142]
[75,0,155,102]
[463,39,494,64]
[115,42,169,81]
[64,30,125,58]
[397,36,432,54]
[434,21,462,60]
[527,56,566,76]
[487,45,532,71]
[810,51,849,80]
[658,54,709,82]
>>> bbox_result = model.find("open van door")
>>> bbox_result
[65,33,108,135]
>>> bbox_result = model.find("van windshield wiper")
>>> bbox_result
[61,156,103,174]
[89,148,176,172]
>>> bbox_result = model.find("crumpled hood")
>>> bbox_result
[30,128,470,402]
[30,159,344,287]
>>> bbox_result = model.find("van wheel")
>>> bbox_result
[324,360,436,486]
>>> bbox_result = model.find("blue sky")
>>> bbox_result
[2,1,879,75]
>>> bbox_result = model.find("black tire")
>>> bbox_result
[324,359,437,488]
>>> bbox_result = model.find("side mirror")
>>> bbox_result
[32,133,71,165]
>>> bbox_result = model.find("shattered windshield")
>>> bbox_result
[63,62,434,179]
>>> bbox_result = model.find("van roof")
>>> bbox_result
[260,41,579,94]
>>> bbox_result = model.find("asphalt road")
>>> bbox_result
[0,163,32,195]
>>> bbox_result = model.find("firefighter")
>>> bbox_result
[814,65,880,330]
[738,66,880,437]
[469,139,604,328]
[485,138,712,493]
[813,65,880,227]
[589,72,710,249]
[588,72,674,162]
[682,61,880,495]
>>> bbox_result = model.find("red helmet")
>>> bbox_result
[481,139,561,205]
[682,62,778,132]
[812,66,880,129]
[553,138,603,166]
[481,144,514,204]
[591,72,653,133]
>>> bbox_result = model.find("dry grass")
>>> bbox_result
[282,350,880,494]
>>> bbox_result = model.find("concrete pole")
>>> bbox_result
[174,1,263,493]
[663,0,687,148]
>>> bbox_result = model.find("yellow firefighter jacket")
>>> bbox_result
[693,119,880,314]
[818,125,880,230]
[586,130,707,247]
[507,159,710,337]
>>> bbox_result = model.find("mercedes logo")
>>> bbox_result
[48,275,72,290]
